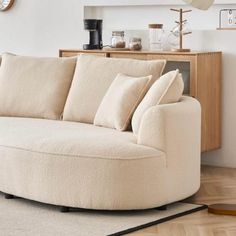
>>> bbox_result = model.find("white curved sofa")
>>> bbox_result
[0,53,201,211]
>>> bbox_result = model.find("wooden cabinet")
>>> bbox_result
[59,49,222,152]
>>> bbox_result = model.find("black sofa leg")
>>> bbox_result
[60,206,70,213]
[4,194,14,199]
[156,205,167,211]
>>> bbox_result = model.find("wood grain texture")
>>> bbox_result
[195,53,222,152]
[208,204,236,216]
[127,165,236,236]
[59,49,221,56]
[59,49,222,152]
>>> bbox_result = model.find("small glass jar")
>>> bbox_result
[129,37,142,51]
[111,31,126,48]
[149,24,164,51]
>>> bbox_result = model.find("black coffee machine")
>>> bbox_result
[83,19,103,50]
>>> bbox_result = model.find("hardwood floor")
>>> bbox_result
[127,165,236,236]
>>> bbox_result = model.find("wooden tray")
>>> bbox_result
[102,47,130,51]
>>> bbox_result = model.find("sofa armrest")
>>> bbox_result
[138,96,201,154]
[137,96,201,201]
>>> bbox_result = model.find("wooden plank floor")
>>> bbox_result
[127,165,236,236]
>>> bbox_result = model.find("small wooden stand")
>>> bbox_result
[171,8,192,52]
[208,204,236,216]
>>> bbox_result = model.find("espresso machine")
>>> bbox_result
[83,19,103,50]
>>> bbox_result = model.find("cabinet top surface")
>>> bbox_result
[59,49,222,56]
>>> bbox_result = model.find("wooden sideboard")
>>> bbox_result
[59,49,222,152]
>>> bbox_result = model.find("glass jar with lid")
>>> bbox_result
[111,31,126,48]
[148,24,164,51]
[129,37,142,51]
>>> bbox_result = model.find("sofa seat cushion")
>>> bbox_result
[0,117,164,160]
[0,117,166,210]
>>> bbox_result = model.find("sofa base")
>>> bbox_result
[3,192,71,213]
[2,191,171,214]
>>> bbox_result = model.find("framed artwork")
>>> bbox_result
[218,9,236,30]
[0,0,14,11]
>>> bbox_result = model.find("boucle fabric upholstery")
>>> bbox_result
[0,53,76,119]
[0,117,165,210]
[132,70,184,134]
[0,96,201,210]
[0,117,159,159]
[138,96,201,202]
[63,54,166,123]
[94,73,152,131]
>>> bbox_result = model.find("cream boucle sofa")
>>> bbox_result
[0,53,201,211]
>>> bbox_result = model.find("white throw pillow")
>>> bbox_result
[132,70,184,135]
[94,73,152,131]
[0,53,76,119]
[63,54,166,123]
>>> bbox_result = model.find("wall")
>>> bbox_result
[0,0,236,167]
[201,30,236,167]
[0,0,85,56]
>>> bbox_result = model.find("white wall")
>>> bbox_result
[201,31,236,167]
[0,0,85,56]
[0,0,236,167]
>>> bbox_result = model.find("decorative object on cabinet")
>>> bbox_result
[111,31,126,49]
[183,0,214,10]
[0,0,14,11]
[149,24,165,51]
[169,0,214,52]
[83,19,103,50]
[170,8,192,52]
[217,9,236,30]
[129,37,142,51]
[59,49,222,153]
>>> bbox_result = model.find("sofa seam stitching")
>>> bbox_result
[0,144,165,161]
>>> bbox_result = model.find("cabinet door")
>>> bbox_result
[147,54,197,97]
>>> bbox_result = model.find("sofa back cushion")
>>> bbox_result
[0,53,76,119]
[132,70,184,135]
[63,54,166,123]
[94,73,152,131]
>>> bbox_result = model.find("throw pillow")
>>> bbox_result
[132,70,184,135]
[63,54,166,123]
[0,53,76,119]
[94,73,152,131]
